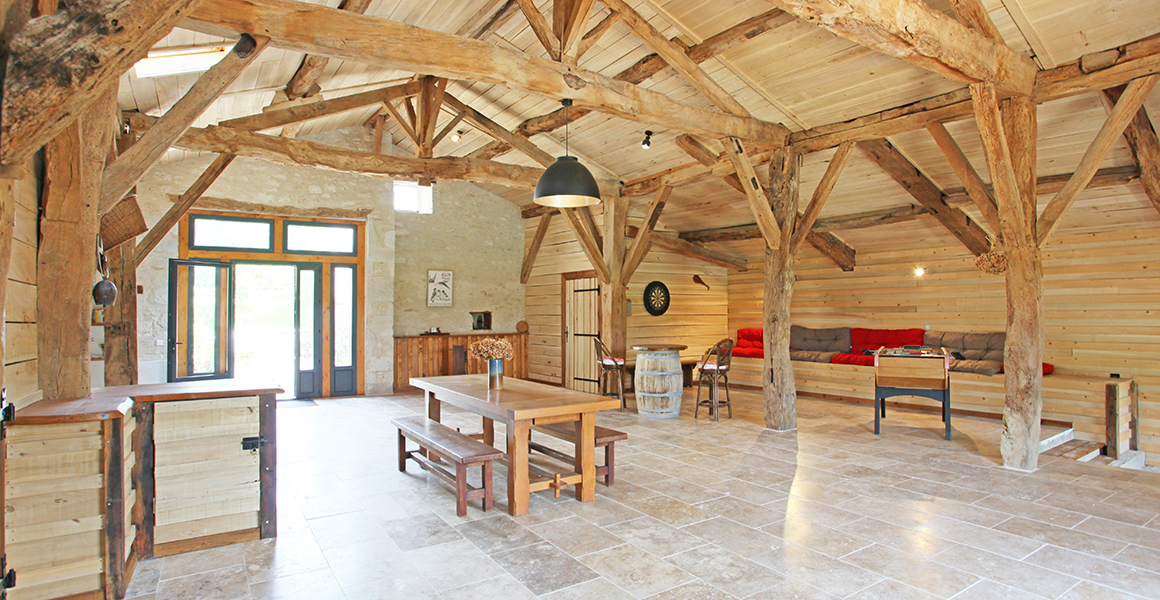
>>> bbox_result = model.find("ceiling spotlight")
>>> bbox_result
[914,267,926,277]
[451,130,463,142]
[641,130,653,149]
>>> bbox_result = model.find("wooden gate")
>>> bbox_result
[563,274,600,393]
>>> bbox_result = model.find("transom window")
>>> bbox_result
[284,221,357,255]
[394,180,433,214]
[189,215,274,252]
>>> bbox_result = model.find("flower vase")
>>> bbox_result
[488,359,504,390]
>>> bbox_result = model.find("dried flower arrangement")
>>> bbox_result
[469,337,514,361]
[975,251,1008,275]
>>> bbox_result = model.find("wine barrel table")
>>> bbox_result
[633,345,688,418]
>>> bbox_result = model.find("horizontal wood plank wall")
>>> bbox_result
[525,213,729,386]
[728,228,1160,464]
[393,332,528,392]
[153,396,261,546]
[6,422,105,600]
[5,156,40,410]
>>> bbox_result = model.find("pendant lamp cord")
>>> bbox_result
[564,101,570,157]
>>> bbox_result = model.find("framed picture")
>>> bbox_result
[427,270,453,307]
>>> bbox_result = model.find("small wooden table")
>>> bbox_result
[410,375,621,516]
[874,347,951,440]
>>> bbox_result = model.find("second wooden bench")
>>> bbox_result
[529,423,628,486]
[393,415,504,516]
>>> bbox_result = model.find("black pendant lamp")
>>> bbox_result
[533,99,601,208]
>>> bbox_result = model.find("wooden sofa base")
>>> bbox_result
[730,357,1117,443]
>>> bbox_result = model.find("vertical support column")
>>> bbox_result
[601,194,628,382]
[104,241,139,386]
[999,96,1044,470]
[37,89,116,400]
[258,393,277,538]
[764,145,799,431]
[1105,379,1133,460]
[134,403,155,559]
[103,417,126,598]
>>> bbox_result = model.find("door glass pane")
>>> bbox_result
[191,217,273,250]
[233,264,296,399]
[334,266,353,368]
[285,224,355,254]
[191,265,220,374]
[299,270,315,371]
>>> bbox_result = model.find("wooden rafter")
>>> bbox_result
[555,0,597,58]
[135,154,235,266]
[0,0,203,164]
[971,82,1033,246]
[560,208,611,282]
[947,0,1001,40]
[470,8,792,160]
[1036,74,1159,246]
[1035,33,1160,103]
[1104,85,1160,215]
[675,134,720,167]
[623,186,670,281]
[790,141,853,253]
[516,0,562,60]
[857,138,992,255]
[576,12,619,61]
[926,122,1003,236]
[761,0,1036,95]
[457,0,519,39]
[283,0,375,100]
[186,0,788,145]
[432,110,469,148]
[416,76,449,157]
[579,207,603,251]
[725,138,780,247]
[521,212,554,283]
[627,226,747,271]
[944,166,1142,207]
[442,95,555,167]
[220,82,422,132]
[99,34,267,215]
[679,204,929,242]
[382,99,421,148]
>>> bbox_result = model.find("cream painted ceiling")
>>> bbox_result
[118,0,1160,258]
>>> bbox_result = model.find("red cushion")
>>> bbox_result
[732,347,764,359]
[738,328,763,344]
[831,353,875,366]
[850,328,925,353]
[1000,363,1055,375]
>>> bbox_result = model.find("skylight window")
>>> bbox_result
[394,180,433,214]
[134,44,231,79]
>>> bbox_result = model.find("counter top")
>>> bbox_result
[632,345,688,352]
[92,377,283,403]
[13,395,134,425]
[394,331,525,340]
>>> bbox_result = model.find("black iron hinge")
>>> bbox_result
[1,555,16,599]
[1,388,12,440]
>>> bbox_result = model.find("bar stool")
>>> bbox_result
[594,338,626,408]
[695,338,734,421]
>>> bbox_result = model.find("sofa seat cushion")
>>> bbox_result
[1000,363,1056,376]
[949,359,1002,376]
[791,350,841,363]
[850,328,926,353]
[790,326,851,353]
[926,331,1005,362]
[831,353,875,366]
[733,347,764,359]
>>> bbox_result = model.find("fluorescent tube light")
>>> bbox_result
[133,44,231,78]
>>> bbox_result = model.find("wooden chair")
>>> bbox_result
[695,338,734,421]
[594,338,626,408]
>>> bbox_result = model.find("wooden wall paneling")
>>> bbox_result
[392,333,530,392]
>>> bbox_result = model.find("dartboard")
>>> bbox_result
[643,281,670,316]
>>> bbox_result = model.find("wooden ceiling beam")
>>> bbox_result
[623,185,670,281]
[442,95,555,167]
[1035,33,1160,103]
[725,138,781,248]
[99,34,267,215]
[971,82,1029,246]
[790,141,853,253]
[857,138,992,255]
[947,0,1002,40]
[675,134,720,167]
[926,122,1003,236]
[576,11,619,61]
[1037,74,1159,246]
[944,166,1141,206]
[173,125,545,191]
[761,0,1036,95]
[135,153,235,266]
[561,207,611,282]
[679,204,930,242]
[1,0,203,164]
[521,211,554,283]
[516,0,563,60]
[184,0,788,145]
[284,0,374,100]
[457,0,516,38]
[416,76,449,157]
[470,7,792,160]
[1104,85,1160,215]
[555,0,597,58]
[806,230,856,271]
[627,226,747,271]
[221,81,422,132]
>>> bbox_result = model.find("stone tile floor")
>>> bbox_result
[125,387,1160,599]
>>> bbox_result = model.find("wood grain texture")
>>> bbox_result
[926,122,1002,237]
[600,194,629,361]
[219,81,421,132]
[135,153,235,266]
[560,207,611,283]
[764,145,798,431]
[726,138,780,248]
[1104,85,1160,215]
[522,213,555,284]
[393,333,529,393]
[790,141,853,253]
[184,0,789,144]
[622,186,670,282]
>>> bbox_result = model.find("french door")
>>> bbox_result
[563,274,600,393]
[168,259,233,382]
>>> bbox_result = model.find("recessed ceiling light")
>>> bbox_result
[914,267,926,277]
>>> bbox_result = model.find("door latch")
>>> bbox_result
[1,555,16,599]
[241,436,265,453]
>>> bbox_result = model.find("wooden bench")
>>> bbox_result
[529,423,628,486]
[393,416,504,516]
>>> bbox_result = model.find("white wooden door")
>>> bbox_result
[564,276,600,393]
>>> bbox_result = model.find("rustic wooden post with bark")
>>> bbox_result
[600,194,628,391]
[764,145,799,431]
[973,82,1044,470]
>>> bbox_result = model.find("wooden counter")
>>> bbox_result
[394,332,528,392]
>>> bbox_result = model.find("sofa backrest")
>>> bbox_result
[736,328,763,349]
[850,328,925,353]
[925,331,1005,362]
[790,326,851,352]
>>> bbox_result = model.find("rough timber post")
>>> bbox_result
[764,145,799,431]
[1000,96,1045,470]
[601,193,628,388]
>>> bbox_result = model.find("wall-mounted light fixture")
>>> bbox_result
[641,130,653,149]
[914,266,926,277]
[451,130,463,142]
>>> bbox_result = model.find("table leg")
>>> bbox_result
[482,417,495,447]
[506,419,531,516]
[575,412,596,502]
[425,391,443,461]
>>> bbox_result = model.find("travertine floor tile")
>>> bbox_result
[579,544,695,599]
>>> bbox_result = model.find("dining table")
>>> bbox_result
[409,374,621,516]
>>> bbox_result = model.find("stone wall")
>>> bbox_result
[134,126,524,395]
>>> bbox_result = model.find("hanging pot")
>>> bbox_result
[93,278,118,306]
